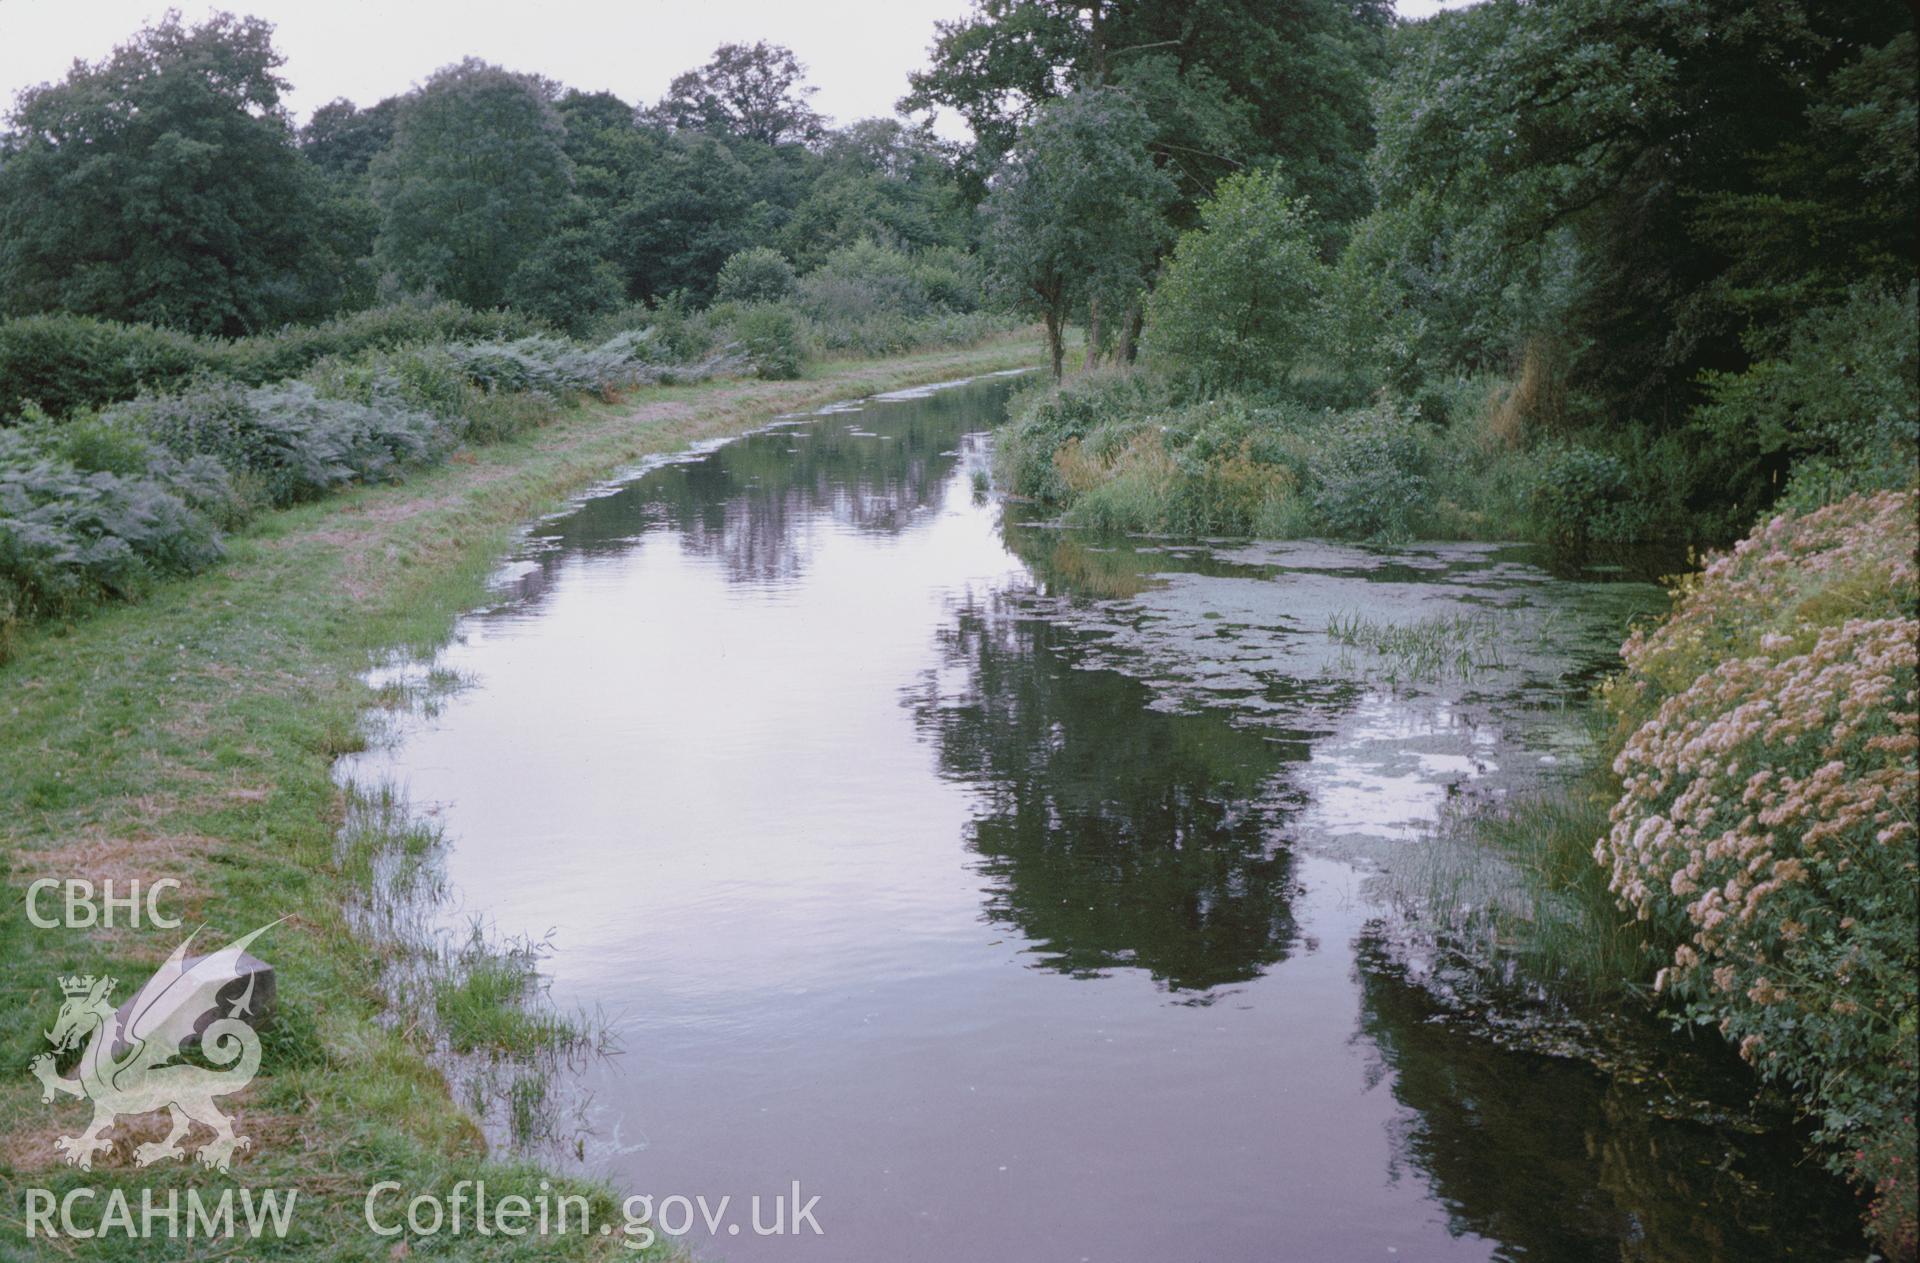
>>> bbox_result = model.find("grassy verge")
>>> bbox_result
[0,333,1044,1259]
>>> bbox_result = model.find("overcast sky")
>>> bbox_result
[0,0,1479,139]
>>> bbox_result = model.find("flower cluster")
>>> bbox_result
[1598,490,1918,1254]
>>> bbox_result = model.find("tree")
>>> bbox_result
[610,130,764,301]
[778,119,969,269]
[981,88,1174,378]
[504,226,625,334]
[904,0,1382,228]
[0,13,341,334]
[1371,0,1916,420]
[299,96,400,177]
[649,42,824,146]
[371,60,574,309]
[1143,168,1324,388]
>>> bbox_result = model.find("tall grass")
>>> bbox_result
[1324,609,1509,684]
[1409,772,1664,1000]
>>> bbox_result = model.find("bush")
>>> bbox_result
[729,305,806,380]
[1307,400,1431,543]
[1528,444,1645,548]
[0,304,559,423]
[0,315,215,420]
[1142,168,1325,390]
[995,372,1172,503]
[584,298,718,362]
[714,248,798,305]
[1696,284,1919,513]
[228,302,551,384]
[1599,491,1919,1253]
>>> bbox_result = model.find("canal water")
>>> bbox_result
[341,375,1863,1261]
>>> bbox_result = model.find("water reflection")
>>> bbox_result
[909,591,1301,993]
[509,382,996,594]
[1353,932,1865,1260]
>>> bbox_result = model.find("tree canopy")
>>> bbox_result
[0,13,343,334]
[649,41,825,146]
[370,59,574,310]
[982,87,1174,377]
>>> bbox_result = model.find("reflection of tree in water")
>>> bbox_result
[1351,932,1866,1261]
[499,379,1016,600]
[908,591,1303,994]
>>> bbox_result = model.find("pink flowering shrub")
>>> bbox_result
[1599,490,1918,1257]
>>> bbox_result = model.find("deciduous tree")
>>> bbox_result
[0,13,341,334]
[371,60,573,309]
[981,88,1173,378]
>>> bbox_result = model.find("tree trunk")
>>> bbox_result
[1045,308,1065,381]
[1083,297,1103,371]
[1117,300,1143,364]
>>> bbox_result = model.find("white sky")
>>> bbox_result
[0,1,1481,139]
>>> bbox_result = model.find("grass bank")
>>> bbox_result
[0,333,1044,1260]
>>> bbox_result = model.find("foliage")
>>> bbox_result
[299,96,401,177]
[1371,0,1915,418]
[0,303,552,421]
[647,41,823,145]
[371,60,574,309]
[0,12,348,334]
[778,119,969,269]
[1306,399,1431,544]
[714,247,798,305]
[0,315,215,420]
[1528,446,1644,550]
[126,379,446,508]
[503,228,627,336]
[608,130,775,301]
[1142,169,1324,389]
[905,0,1385,223]
[1599,491,1918,1253]
[0,429,226,620]
[771,239,1003,354]
[0,313,751,645]
[1695,284,1919,514]
[981,88,1175,377]
[225,302,552,384]
[727,305,807,380]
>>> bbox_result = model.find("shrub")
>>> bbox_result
[229,302,551,384]
[714,248,798,305]
[1142,168,1325,390]
[1307,400,1431,543]
[0,304,558,423]
[729,305,807,380]
[585,298,718,362]
[1599,491,1919,1252]
[1696,284,1919,513]
[1528,444,1650,548]
[0,315,215,420]
[908,246,984,313]
[995,371,1172,503]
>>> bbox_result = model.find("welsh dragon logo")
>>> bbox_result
[30,923,276,1173]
